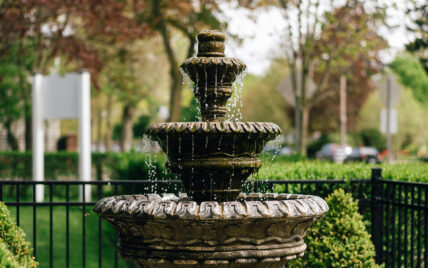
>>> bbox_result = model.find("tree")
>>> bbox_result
[144,0,224,122]
[276,0,386,155]
[405,3,428,74]
[0,0,152,150]
[0,44,31,150]
[390,55,428,105]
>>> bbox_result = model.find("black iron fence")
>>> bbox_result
[0,168,426,267]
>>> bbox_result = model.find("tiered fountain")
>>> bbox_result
[94,31,328,268]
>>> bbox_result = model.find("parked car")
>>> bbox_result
[316,143,352,163]
[344,146,381,164]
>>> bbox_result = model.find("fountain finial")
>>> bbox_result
[181,31,246,121]
[197,30,225,57]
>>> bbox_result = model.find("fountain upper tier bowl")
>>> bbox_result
[146,121,281,202]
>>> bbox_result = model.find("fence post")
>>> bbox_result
[371,167,383,264]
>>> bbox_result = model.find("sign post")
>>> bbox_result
[32,71,91,202]
[32,73,44,202]
[378,73,401,163]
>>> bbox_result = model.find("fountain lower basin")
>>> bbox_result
[94,193,328,267]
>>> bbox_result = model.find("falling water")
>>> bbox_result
[180,66,201,121]
[226,70,247,121]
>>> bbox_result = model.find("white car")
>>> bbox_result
[316,143,352,163]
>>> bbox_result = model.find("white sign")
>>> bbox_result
[42,74,81,119]
[380,109,397,134]
[32,72,91,202]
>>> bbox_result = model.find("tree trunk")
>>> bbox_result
[300,106,310,156]
[24,105,31,151]
[96,106,103,152]
[120,103,136,152]
[5,121,19,151]
[294,96,301,154]
[105,94,113,151]
[159,23,182,122]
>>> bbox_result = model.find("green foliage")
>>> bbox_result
[289,189,380,268]
[0,152,174,182]
[390,55,428,104]
[0,43,32,125]
[0,241,24,268]
[359,128,386,150]
[307,134,332,157]
[132,115,151,138]
[112,124,122,141]
[180,96,200,122]
[111,152,172,180]
[0,202,37,267]
[252,160,428,182]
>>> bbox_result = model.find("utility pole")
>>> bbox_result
[340,75,347,146]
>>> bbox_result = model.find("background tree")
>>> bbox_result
[390,54,428,105]
[276,0,387,155]
[144,0,225,122]
[405,2,428,74]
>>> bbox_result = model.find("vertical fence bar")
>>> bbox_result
[98,184,102,268]
[114,184,118,268]
[404,185,409,267]
[385,183,390,267]
[411,186,415,268]
[417,186,422,268]
[82,182,86,268]
[371,167,383,264]
[49,183,53,268]
[391,183,396,268]
[425,187,428,268]
[398,183,403,267]
[32,183,37,259]
[16,184,20,226]
[66,183,70,268]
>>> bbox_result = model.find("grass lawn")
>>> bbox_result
[8,206,133,268]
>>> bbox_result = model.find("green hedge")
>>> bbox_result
[252,160,428,182]
[0,152,427,183]
[0,202,37,267]
[289,189,381,267]
[0,152,172,181]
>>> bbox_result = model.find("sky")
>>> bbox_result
[219,1,417,75]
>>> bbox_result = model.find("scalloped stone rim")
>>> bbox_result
[180,57,246,70]
[146,122,282,136]
[94,193,328,220]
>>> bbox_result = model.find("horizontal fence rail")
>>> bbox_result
[0,168,426,268]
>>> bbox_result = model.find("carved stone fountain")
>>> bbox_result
[94,31,328,267]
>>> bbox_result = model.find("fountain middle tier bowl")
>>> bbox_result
[146,122,282,202]
[94,193,328,268]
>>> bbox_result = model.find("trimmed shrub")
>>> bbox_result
[0,202,37,267]
[289,189,381,268]
[0,241,24,268]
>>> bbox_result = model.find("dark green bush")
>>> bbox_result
[307,133,332,157]
[0,202,37,267]
[289,189,380,268]
[359,128,386,151]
